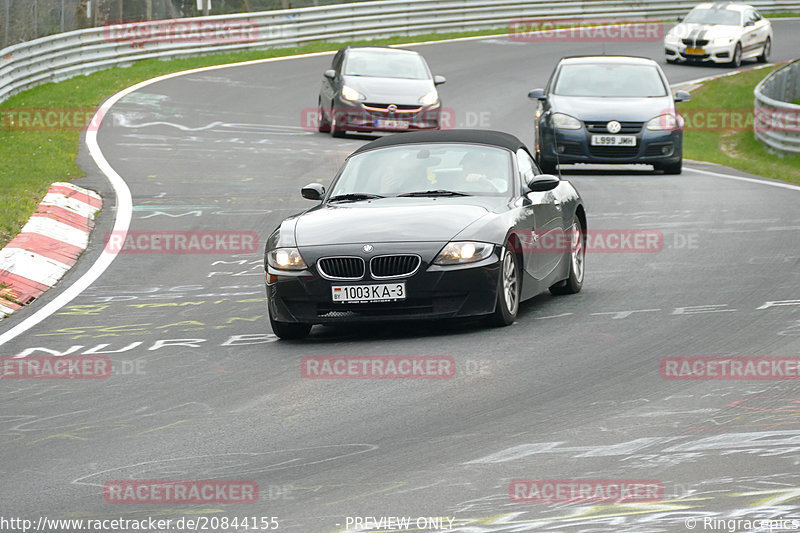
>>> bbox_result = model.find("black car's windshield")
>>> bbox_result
[684,8,741,25]
[553,64,668,97]
[343,50,430,80]
[329,144,513,198]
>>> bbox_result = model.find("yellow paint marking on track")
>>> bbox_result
[134,420,188,437]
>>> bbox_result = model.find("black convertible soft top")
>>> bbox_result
[350,129,527,156]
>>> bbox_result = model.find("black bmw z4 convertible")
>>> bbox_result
[264,130,586,339]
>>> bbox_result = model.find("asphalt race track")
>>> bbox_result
[1,20,800,532]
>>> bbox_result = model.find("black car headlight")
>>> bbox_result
[433,242,494,265]
[267,247,308,270]
[552,113,582,130]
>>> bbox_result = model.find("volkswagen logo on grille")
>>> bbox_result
[387,104,398,114]
[606,120,622,134]
[362,244,374,253]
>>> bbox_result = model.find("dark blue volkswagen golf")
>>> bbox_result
[528,56,690,174]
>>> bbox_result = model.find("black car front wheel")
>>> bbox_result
[488,245,520,326]
[330,108,346,138]
[317,101,331,133]
[549,217,585,295]
[269,309,312,340]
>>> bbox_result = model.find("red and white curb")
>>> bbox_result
[0,182,101,319]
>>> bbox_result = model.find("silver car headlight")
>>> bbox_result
[267,247,308,270]
[647,114,678,131]
[664,32,680,45]
[419,90,439,106]
[434,242,494,265]
[341,85,365,102]
[552,112,582,130]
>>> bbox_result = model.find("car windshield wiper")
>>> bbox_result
[328,193,384,203]
[397,190,472,197]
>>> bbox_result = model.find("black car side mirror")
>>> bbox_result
[433,75,446,86]
[528,174,560,192]
[324,69,336,80]
[744,20,755,27]
[302,183,325,200]
[674,90,691,103]
[676,16,684,22]
[528,88,546,100]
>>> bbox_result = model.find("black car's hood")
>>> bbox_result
[550,95,674,122]
[295,199,495,246]
[343,75,434,105]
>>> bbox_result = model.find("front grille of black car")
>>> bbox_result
[369,255,421,279]
[588,145,639,158]
[681,38,709,46]
[584,121,644,134]
[362,103,423,113]
[317,257,365,280]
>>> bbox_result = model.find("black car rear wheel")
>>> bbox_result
[549,217,585,295]
[269,310,312,340]
[488,245,520,326]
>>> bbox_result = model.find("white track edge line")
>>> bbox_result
[686,166,800,191]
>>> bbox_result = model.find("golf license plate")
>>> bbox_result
[332,282,406,303]
[685,47,705,55]
[591,135,636,146]
[374,119,409,130]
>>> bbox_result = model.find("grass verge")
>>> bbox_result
[678,65,800,185]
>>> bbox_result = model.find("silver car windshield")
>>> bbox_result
[331,144,513,197]
[553,64,668,97]
[684,8,741,25]
[343,50,431,80]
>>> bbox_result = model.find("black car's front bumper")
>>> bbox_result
[266,243,501,324]
[538,124,683,167]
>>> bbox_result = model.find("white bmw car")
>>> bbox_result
[664,3,773,67]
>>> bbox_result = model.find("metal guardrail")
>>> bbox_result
[754,58,800,154]
[2,0,800,103]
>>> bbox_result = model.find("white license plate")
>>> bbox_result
[591,135,637,146]
[332,282,406,303]
[374,119,409,130]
